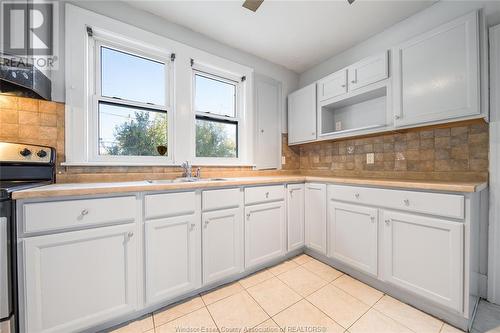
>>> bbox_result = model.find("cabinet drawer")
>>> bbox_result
[245,185,285,205]
[23,196,136,234]
[145,191,196,219]
[328,185,464,219]
[203,188,242,211]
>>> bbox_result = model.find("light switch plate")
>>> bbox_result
[366,153,375,164]
[281,156,286,165]
[335,121,342,131]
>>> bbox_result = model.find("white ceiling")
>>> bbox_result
[126,0,436,73]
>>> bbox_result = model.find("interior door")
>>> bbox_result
[145,214,201,305]
[255,75,281,169]
[328,201,378,276]
[202,207,243,284]
[382,210,463,311]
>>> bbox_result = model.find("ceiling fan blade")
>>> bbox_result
[242,0,264,12]
[347,0,355,4]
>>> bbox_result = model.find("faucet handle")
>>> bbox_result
[195,167,201,178]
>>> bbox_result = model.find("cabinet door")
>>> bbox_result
[202,207,243,284]
[347,52,388,91]
[255,75,281,169]
[328,201,378,276]
[317,70,348,101]
[23,224,138,333]
[287,184,305,251]
[305,183,327,254]
[245,201,286,269]
[288,84,317,144]
[145,214,201,306]
[393,11,480,127]
[382,211,463,311]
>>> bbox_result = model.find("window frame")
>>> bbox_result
[88,33,174,164]
[192,66,243,163]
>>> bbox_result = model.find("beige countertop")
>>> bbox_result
[11,176,487,199]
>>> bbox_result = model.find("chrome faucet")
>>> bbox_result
[181,161,192,178]
[195,167,201,179]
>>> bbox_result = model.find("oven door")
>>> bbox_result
[0,199,13,332]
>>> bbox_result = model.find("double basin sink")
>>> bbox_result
[145,177,228,184]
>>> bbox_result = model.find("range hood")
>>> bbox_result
[0,57,52,100]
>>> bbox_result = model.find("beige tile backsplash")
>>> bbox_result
[1,95,489,183]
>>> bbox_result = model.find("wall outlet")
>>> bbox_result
[335,121,342,131]
[366,153,375,164]
[281,156,286,165]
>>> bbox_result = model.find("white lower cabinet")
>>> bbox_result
[287,184,305,251]
[23,224,138,333]
[145,214,201,305]
[202,207,243,284]
[305,183,327,254]
[245,201,286,269]
[382,210,464,312]
[328,201,378,276]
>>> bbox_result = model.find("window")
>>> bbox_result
[94,42,171,160]
[194,71,239,158]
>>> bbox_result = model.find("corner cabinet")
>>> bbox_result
[328,201,378,276]
[23,224,138,333]
[305,183,327,255]
[382,210,464,312]
[392,11,481,127]
[288,84,317,144]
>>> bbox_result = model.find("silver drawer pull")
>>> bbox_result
[355,193,360,199]
[81,209,89,216]
[403,199,410,206]
[265,192,269,198]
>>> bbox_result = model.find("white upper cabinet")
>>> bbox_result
[382,210,464,312]
[392,11,480,127]
[347,52,388,92]
[288,84,317,144]
[317,70,348,101]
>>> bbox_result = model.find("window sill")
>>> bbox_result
[60,161,256,167]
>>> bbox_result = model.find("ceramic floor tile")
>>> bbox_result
[331,275,383,306]
[374,296,443,333]
[251,318,281,332]
[277,266,328,297]
[155,307,218,333]
[472,300,500,333]
[153,296,205,327]
[111,314,154,332]
[207,291,269,330]
[239,269,275,289]
[349,309,413,333]
[247,277,302,316]
[302,258,344,282]
[269,260,299,276]
[307,284,369,328]
[292,254,313,265]
[441,323,466,333]
[272,299,344,333]
[201,282,244,305]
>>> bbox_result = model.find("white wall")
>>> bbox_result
[299,1,500,88]
[51,0,299,132]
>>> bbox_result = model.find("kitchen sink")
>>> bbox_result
[145,177,228,184]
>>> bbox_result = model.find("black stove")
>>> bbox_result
[0,142,56,333]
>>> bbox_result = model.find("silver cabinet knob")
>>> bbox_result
[385,219,391,225]
[355,193,360,199]
[312,132,316,136]
[370,216,375,223]
[190,223,196,230]
[127,232,134,238]
[351,80,356,84]
[403,199,410,206]
[395,115,401,119]
[81,209,89,216]
[246,213,251,220]
[260,129,264,133]
[341,84,346,88]
[204,221,209,228]
[265,192,269,198]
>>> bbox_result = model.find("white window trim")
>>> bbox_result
[65,4,255,167]
[192,65,243,164]
[87,34,174,164]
